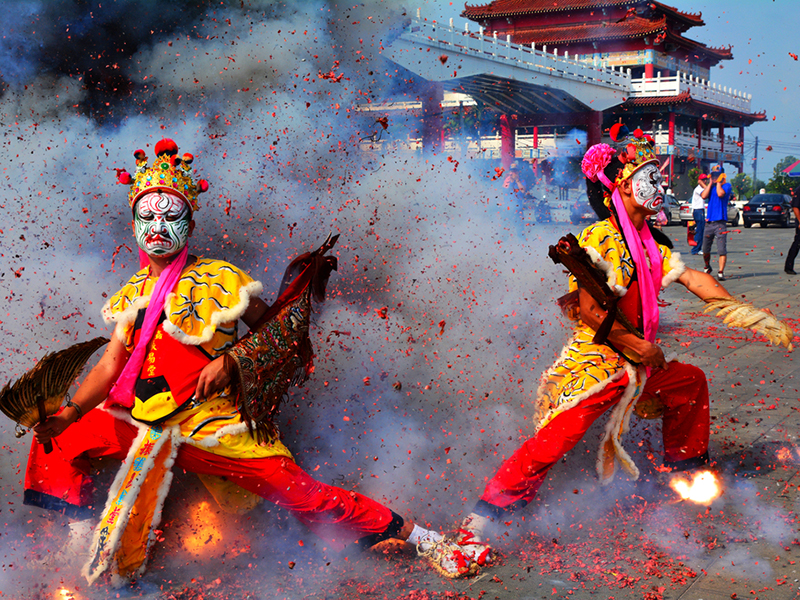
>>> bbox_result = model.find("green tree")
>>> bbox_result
[731,173,752,199]
[688,166,700,189]
[751,178,766,196]
[766,156,798,195]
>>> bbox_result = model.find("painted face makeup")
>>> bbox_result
[631,163,663,212]
[133,192,192,257]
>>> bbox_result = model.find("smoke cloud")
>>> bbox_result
[0,0,575,593]
[5,1,779,597]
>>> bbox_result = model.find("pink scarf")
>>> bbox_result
[106,246,190,408]
[610,188,662,348]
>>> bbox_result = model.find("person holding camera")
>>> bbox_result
[700,165,732,281]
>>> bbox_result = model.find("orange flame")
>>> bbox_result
[182,501,223,555]
[669,470,722,504]
[55,588,77,600]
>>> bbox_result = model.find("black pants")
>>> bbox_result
[786,226,800,271]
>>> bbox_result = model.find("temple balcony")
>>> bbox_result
[359,127,744,165]
[629,71,752,114]
[385,13,632,112]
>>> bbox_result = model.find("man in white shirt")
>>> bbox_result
[690,173,708,255]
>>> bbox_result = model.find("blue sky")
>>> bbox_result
[418,0,800,183]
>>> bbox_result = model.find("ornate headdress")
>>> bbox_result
[609,123,659,183]
[116,139,209,212]
[580,123,660,192]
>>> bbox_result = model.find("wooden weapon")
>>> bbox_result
[0,337,109,452]
[548,233,642,345]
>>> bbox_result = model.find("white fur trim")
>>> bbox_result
[103,295,150,343]
[162,280,263,346]
[585,246,627,297]
[129,427,181,583]
[596,362,643,485]
[661,252,686,289]
[184,421,251,448]
[82,425,179,585]
[82,423,149,584]
[534,347,630,435]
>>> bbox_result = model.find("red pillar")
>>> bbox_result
[500,114,515,170]
[533,126,539,150]
[421,83,444,156]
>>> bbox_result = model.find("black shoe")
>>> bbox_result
[786,269,797,275]
[717,272,726,281]
[704,266,713,275]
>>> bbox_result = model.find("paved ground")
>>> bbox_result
[11,225,800,600]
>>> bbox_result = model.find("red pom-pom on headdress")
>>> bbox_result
[154,138,179,157]
[609,123,629,143]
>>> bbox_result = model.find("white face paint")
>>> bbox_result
[631,163,663,212]
[133,192,192,257]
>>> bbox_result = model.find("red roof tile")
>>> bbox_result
[509,15,667,45]
[624,92,692,106]
[462,0,703,26]
[623,92,767,121]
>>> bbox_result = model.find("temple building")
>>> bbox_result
[380,0,765,198]
[463,0,765,194]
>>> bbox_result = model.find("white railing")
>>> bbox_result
[649,127,744,157]
[630,71,752,113]
[359,128,745,162]
[406,13,632,91]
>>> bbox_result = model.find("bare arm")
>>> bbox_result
[194,296,270,400]
[34,335,130,442]
[677,266,732,301]
[699,179,713,200]
[577,287,667,369]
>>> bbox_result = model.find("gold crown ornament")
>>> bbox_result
[116,139,209,212]
[609,124,660,184]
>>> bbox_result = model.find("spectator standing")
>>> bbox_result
[690,174,709,255]
[701,165,732,280]
[784,185,800,275]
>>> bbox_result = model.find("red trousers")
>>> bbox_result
[477,361,709,514]
[24,409,399,548]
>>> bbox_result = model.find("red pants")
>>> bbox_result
[477,362,709,515]
[24,409,400,548]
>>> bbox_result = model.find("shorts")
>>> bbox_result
[702,221,727,256]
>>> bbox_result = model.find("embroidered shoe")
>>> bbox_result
[455,529,493,566]
[417,537,479,578]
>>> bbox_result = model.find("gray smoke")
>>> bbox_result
[0,0,573,594]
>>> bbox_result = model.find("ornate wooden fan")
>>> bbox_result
[0,337,109,452]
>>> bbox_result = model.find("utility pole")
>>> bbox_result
[752,136,758,184]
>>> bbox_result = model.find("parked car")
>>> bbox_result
[660,194,681,226]
[742,194,798,228]
[569,194,595,225]
[679,199,740,227]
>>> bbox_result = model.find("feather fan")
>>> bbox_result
[0,337,109,435]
